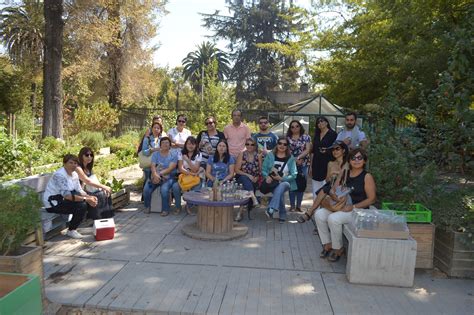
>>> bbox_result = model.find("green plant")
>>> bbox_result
[106,131,139,153]
[0,185,41,255]
[79,131,104,152]
[100,176,124,193]
[72,102,119,136]
[40,136,65,152]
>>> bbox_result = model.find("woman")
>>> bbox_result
[196,116,226,168]
[310,116,337,197]
[168,114,192,155]
[140,122,164,182]
[298,140,349,223]
[261,137,297,223]
[287,120,312,212]
[234,137,261,221]
[76,147,113,219]
[315,148,376,262]
[143,137,181,216]
[206,139,235,186]
[173,136,202,215]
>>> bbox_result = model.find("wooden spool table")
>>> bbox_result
[182,191,249,241]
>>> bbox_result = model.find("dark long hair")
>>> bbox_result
[286,119,305,138]
[182,136,199,160]
[78,147,94,173]
[213,139,230,163]
[330,141,349,167]
[273,136,291,158]
[314,116,333,135]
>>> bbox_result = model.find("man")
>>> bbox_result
[224,109,251,157]
[43,154,98,239]
[196,116,226,167]
[167,114,192,155]
[252,116,278,155]
[336,112,368,150]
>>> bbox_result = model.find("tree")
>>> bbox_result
[0,1,44,115]
[182,41,230,93]
[42,0,64,139]
[203,0,311,102]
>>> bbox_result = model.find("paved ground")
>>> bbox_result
[43,165,474,314]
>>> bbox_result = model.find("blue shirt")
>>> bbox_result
[207,155,236,180]
[252,132,279,152]
[151,151,178,178]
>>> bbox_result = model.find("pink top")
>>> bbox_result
[224,123,251,157]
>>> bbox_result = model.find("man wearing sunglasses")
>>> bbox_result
[168,114,192,155]
[196,116,225,168]
[252,116,278,156]
[336,112,368,150]
[224,109,251,158]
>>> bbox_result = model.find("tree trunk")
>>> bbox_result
[42,0,64,139]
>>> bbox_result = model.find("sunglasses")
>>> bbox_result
[245,143,256,146]
[333,147,342,151]
[277,142,288,146]
[290,125,300,128]
[206,121,215,125]
[317,120,326,124]
[84,153,93,157]
[259,121,269,124]
[178,120,186,123]
[351,155,364,161]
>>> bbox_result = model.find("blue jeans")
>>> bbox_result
[289,165,308,209]
[236,175,257,192]
[143,178,181,212]
[269,181,290,220]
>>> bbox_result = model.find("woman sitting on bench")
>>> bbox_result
[315,148,376,262]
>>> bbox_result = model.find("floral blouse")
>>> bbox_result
[240,151,260,177]
[288,134,311,166]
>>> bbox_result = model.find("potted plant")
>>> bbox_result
[429,186,474,278]
[0,185,43,277]
[103,177,130,209]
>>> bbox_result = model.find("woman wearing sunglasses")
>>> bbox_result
[298,140,349,223]
[76,147,113,219]
[168,114,192,155]
[261,137,298,223]
[196,116,225,169]
[286,120,312,212]
[234,137,261,221]
[315,148,376,262]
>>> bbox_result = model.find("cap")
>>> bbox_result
[328,140,345,149]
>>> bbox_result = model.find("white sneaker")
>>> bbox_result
[66,230,84,239]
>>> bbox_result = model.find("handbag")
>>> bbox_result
[138,150,152,169]
[295,168,307,193]
[259,157,289,194]
[178,173,201,191]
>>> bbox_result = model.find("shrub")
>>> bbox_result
[106,131,140,154]
[79,131,104,152]
[72,102,119,136]
[40,136,66,152]
[0,185,41,255]
[0,127,39,179]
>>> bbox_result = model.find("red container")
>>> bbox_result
[93,219,115,241]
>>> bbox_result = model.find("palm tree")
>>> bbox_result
[182,41,230,92]
[0,1,44,114]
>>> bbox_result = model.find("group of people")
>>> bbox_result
[43,147,114,239]
[138,110,376,261]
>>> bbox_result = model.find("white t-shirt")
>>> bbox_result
[168,127,192,153]
[177,151,202,171]
[336,128,367,149]
[43,167,85,208]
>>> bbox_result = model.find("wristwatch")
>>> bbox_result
[83,196,87,202]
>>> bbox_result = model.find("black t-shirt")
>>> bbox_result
[196,130,225,163]
[273,155,290,176]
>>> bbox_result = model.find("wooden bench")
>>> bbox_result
[11,174,69,245]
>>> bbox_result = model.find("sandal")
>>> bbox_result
[173,208,181,215]
[289,208,297,212]
[327,248,345,262]
[320,249,331,258]
[160,211,169,217]
[296,212,311,223]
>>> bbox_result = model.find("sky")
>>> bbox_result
[152,0,314,68]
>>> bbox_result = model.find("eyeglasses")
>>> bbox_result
[245,143,256,146]
[351,155,364,161]
[85,153,93,157]
[206,121,215,125]
[277,142,288,146]
[290,125,300,129]
[178,120,186,123]
[333,147,342,152]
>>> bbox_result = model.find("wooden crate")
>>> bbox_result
[434,227,474,278]
[111,189,130,210]
[0,246,43,279]
[408,223,435,269]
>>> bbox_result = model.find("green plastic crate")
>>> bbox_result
[0,272,42,315]
[381,202,432,223]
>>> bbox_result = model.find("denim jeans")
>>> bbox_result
[236,174,257,192]
[289,164,308,209]
[269,181,290,220]
[143,178,180,212]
